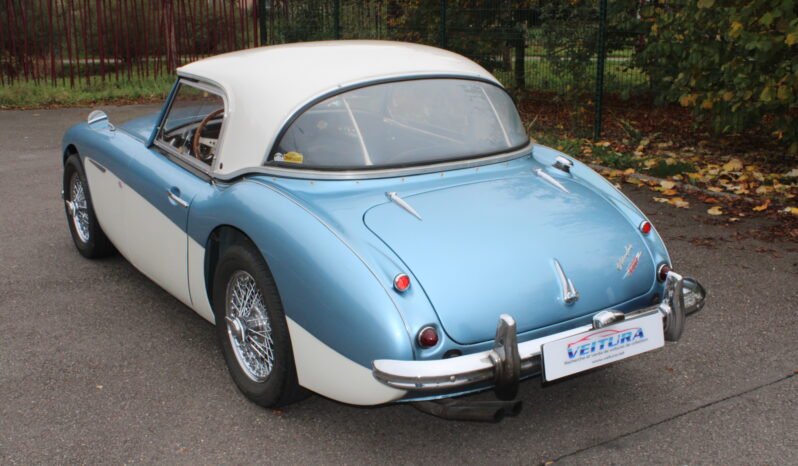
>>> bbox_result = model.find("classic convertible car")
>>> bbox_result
[62,41,705,421]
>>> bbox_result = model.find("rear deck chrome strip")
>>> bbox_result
[386,191,423,221]
[535,168,569,193]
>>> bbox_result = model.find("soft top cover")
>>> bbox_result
[177,41,499,177]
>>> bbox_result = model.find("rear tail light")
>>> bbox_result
[639,221,653,234]
[657,264,672,281]
[417,326,439,348]
[393,273,410,292]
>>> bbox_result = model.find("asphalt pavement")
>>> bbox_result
[1,104,796,465]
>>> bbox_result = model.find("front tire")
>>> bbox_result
[63,153,115,258]
[212,242,306,407]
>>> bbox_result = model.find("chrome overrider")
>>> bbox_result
[372,271,706,400]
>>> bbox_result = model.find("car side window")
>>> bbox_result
[157,82,226,166]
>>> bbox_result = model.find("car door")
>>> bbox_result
[123,80,226,308]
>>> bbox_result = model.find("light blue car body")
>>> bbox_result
[62,48,674,404]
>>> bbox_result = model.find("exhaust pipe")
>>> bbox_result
[412,398,522,422]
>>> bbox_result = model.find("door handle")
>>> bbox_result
[166,189,189,208]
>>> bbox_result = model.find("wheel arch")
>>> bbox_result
[63,144,79,165]
[188,180,416,366]
[203,224,255,314]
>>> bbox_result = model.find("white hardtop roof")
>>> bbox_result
[177,40,499,177]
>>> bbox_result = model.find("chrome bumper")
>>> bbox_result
[372,271,705,398]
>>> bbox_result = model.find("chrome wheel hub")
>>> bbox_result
[225,270,275,382]
[68,173,90,243]
[228,317,246,342]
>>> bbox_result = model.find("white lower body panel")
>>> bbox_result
[286,318,406,406]
[187,238,215,323]
[83,158,126,255]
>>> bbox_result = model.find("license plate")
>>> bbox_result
[542,312,665,382]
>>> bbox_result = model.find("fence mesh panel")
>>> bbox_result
[0,0,654,136]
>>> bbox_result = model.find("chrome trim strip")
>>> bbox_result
[535,168,569,193]
[87,158,107,173]
[553,259,579,304]
[215,143,533,181]
[386,192,422,221]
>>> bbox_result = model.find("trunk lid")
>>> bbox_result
[364,172,655,344]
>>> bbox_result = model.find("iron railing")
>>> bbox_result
[0,0,652,137]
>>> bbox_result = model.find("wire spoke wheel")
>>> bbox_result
[68,172,91,243]
[225,270,275,382]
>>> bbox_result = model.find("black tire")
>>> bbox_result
[63,153,115,258]
[212,242,307,407]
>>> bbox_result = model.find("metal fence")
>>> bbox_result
[1,0,651,137]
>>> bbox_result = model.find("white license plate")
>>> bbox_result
[542,312,665,382]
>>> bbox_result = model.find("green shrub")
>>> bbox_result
[635,0,798,154]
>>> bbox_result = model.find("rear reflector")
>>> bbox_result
[640,221,652,234]
[393,273,410,292]
[417,327,439,348]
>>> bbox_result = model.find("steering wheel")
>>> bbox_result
[192,108,225,162]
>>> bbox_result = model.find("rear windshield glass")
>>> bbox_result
[268,79,528,170]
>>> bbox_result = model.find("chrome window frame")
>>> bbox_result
[153,78,229,176]
[261,75,530,178]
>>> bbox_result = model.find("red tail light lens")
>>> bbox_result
[640,221,652,234]
[657,264,672,281]
[417,326,439,348]
[393,273,410,292]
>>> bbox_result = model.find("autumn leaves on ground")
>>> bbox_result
[518,99,798,243]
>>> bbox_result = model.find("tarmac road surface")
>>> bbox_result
[1,104,796,464]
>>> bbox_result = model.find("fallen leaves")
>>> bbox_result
[524,110,798,223]
[655,196,690,208]
[753,199,771,211]
[660,180,677,190]
[722,158,744,172]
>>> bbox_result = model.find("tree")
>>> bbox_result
[635,0,798,154]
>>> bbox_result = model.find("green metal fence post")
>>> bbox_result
[439,0,447,48]
[514,25,525,90]
[593,0,608,141]
[258,0,268,45]
[334,0,341,40]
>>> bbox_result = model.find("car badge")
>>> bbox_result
[624,252,642,279]
[553,259,579,305]
[616,244,633,271]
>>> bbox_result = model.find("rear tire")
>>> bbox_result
[212,242,308,407]
[63,154,115,258]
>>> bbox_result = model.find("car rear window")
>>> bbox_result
[268,79,528,170]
